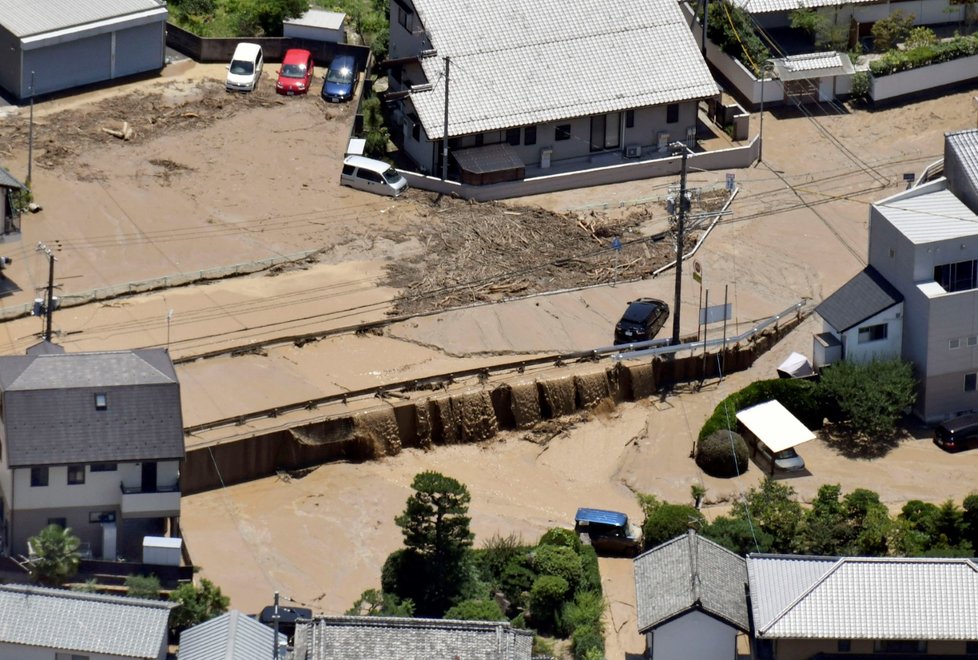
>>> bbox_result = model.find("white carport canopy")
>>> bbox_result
[735,400,815,452]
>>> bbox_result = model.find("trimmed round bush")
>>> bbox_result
[642,503,706,550]
[538,527,582,552]
[696,430,749,478]
[533,545,583,594]
[529,575,570,631]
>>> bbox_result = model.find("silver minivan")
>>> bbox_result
[340,156,408,197]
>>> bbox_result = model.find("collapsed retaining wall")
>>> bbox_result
[181,315,802,494]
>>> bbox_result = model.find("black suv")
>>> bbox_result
[614,298,670,345]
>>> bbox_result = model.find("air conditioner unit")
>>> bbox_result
[624,144,642,158]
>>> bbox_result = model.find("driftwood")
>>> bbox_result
[101,121,134,141]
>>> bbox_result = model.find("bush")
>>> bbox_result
[641,501,706,550]
[870,33,978,76]
[557,590,605,638]
[500,558,537,611]
[474,533,530,590]
[818,359,916,439]
[445,598,506,621]
[871,10,915,52]
[125,574,161,599]
[698,378,823,442]
[849,71,871,102]
[706,0,770,75]
[533,545,583,594]
[529,575,570,632]
[571,623,605,660]
[578,545,602,595]
[695,430,749,477]
[538,527,582,552]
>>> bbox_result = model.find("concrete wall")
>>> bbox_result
[0,641,166,660]
[652,610,739,660]
[400,137,758,201]
[181,313,801,494]
[871,53,978,104]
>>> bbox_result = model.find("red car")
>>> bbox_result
[276,49,314,95]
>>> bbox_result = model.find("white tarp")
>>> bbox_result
[735,400,815,453]
[777,352,814,378]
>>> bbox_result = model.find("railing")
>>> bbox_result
[119,480,180,495]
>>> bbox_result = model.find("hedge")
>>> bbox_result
[870,34,978,76]
[698,378,822,442]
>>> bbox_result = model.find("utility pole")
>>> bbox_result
[670,143,690,346]
[27,71,35,185]
[701,0,709,57]
[36,242,56,342]
[441,56,450,182]
[272,591,280,660]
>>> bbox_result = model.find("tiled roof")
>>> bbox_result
[0,583,172,657]
[874,184,978,245]
[293,616,533,659]
[731,0,879,14]
[748,555,978,639]
[0,349,184,467]
[0,0,166,38]
[179,609,285,660]
[0,166,25,190]
[408,0,718,139]
[633,531,749,633]
[815,265,902,333]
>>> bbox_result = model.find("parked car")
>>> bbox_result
[258,604,312,642]
[574,507,642,557]
[613,298,670,345]
[322,54,357,103]
[752,440,806,474]
[226,42,263,92]
[934,412,978,452]
[340,156,408,197]
[276,49,314,95]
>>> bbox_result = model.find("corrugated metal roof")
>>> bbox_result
[0,0,164,38]
[735,400,815,453]
[0,166,26,190]
[0,349,184,467]
[875,186,978,245]
[748,555,978,639]
[294,616,533,659]
[731,0,879,14]
[0,584,172,657]
[179,610,285,660]
[816,265,902,333]
[634,531,749,633]
[408,0,718,139]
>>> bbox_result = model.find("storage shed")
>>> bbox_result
[0,0,168,101]
[283,9,346,44]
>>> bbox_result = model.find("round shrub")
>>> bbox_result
[445,598,506,621]
[696,430,749,477]
[571,623,605,659]
[529,575,569,631]
[500,560,536,609]
[538,527,581,552]
[642,503,706,550]
[533,545,583,593]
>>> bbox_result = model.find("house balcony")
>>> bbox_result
[119,481,180,518]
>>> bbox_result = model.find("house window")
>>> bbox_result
[857,323,887,343]
[966,373,977,392]
[30,467,48,487]
[474,134,484,147]
[397,5,412,31]
[666,103,679,123]
[625,109,635,128]
[90,463,117,472]
[47,517,66,529]
[524,125,537,146]
[506,128,521,146]
[951,338,962,349]
[94,393,107,411]
[555,124,571,141]
[55,653,89,660]
[874,640,925,653]
[837,640,851,652]
[967,641,978,654]
[411,121,420,141]
[970,336,978,347]
[68,464,85,485]
[88,511,116,524]
[934,259,978,293]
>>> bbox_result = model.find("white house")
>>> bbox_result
[0,343,184,560]
[386,0,719,181]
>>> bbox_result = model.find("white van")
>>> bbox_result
[226,43,263,92]
[340,156,408,197]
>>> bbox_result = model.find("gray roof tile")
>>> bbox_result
[633,531,749,633]
[294,616,533,659]
[408,0,718,139]
[179,609,286,660]
[0,0,166,38]
[0,583,172,657]
[0,349,184,467]
[815,265,902,333]
[0,166,25,190]
[748,555,978,639]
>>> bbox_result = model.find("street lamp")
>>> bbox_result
[669,141,690,346]
[758,60,774,164]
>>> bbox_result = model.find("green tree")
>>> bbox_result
[226,0,310,36]
[529,575,569,632]
[871,10,916,51]
[703,515,774,555]
[962,493,978,549]
[842,489,891,555]
[735,479,803,553]
[125,574,162,599]
[168,579,230,635]
[392,471,475,616]
[27,524,81,586]
[797,484,847,555]
[533,545,583,594]
[818,359,916,439]
[641,502,705,550]
[346,588,415,616]
[444,598,506,620]
[706,0,771,74]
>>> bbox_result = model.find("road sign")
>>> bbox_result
[611,237,622,252]
[692,260,702,284]
[699,302,732,325]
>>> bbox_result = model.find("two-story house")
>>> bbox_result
[0,342,184,560]
[816,129,978,422]
[386,0,719,181]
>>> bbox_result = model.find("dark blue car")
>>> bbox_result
[322,54,356,103]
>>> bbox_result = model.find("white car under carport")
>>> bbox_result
[736,400,815,474]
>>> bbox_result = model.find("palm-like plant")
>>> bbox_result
[27,524,81,586]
